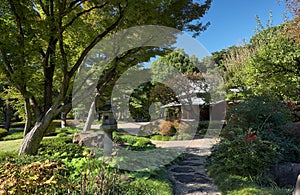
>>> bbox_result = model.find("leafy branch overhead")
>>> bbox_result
[0,0,212,155]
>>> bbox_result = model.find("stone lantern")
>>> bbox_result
[100,103,117,156]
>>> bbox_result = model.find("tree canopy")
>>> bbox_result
[222,23,300,102]
[0,0,212,155]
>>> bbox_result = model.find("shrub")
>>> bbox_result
[221,95,299,159]
[10,122,25,128]
[224,95,292,139]
[133,137,152,147]
[113,135,126,145]
[159,120,177,136]
[120,135,139,145]
[207,94,300,192]
[0,151,17,163]
[38,137,85,160]
[117,168,173,194]
[0,128,8,139]
[2,132,23,141]
[54,127,79,137]
[197,120,209,134]
[62,157,127,194]
[150,135,172,141]
[127,137,155,151]
[170,133,192,140]
[0,160,71,194]
[207,137,278,178]
[120,178,173,195]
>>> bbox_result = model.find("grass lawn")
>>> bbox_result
[0,139,22,153]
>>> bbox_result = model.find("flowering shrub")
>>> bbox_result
[207,94,300,192]
[284,100,300,122]
[244,131,257,143]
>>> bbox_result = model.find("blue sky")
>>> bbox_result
[197,0,291,53]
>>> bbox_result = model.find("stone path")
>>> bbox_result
[96,122,221,194]
[152,138,221,195]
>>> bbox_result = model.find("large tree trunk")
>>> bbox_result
[19,108,57,155]
[24,98,32,136]
[4,100,11,131]
[44,65,54,113]
[83,100,96,132]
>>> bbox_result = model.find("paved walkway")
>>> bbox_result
[152,138,221,195]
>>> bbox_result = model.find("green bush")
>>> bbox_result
[170,133,192,140]
[54,127,79,136]
[0,133,173,194]
[197,120,209,135]
[207,137,278,178]
[10,122,25,128]
[118,135,155,151]
[118,168,173,195]
[62,157,121,194]
[120,178,173,195]
[151,135,172,141]
[207,94,299,192]
[0,151,17,163]
[38,137,85,160]
[121,135,139,145]
[224,95,291,138]
[2,132,23,141]
[133,137,152,147]
[120,135,152,146]
[228,186,293,195]
[0,128,8,139]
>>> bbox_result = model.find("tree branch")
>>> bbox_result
[38,0,49,16]
[29,96,42,120]
[68,3,124,77]
[62,2,108,31]
[58,0,68,73]
[8,0,25,67]
[68,0,87,10]
[0,46,14,77]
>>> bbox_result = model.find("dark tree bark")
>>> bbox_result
[4,100,11,131]
[24,98,32,136]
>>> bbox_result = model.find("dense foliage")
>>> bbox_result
[223,24,300,102]
[206,95,300,193]
[0,0,212,155]
[0,135,174,194]
[0,128,8,139]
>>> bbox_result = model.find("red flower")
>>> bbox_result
[245,132,257,143]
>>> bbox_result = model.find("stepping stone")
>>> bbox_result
[170,166,195,173]
[187,188,205,193]
[177,161,203,166]
[184,153,202,160]
[174,174,212,184]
